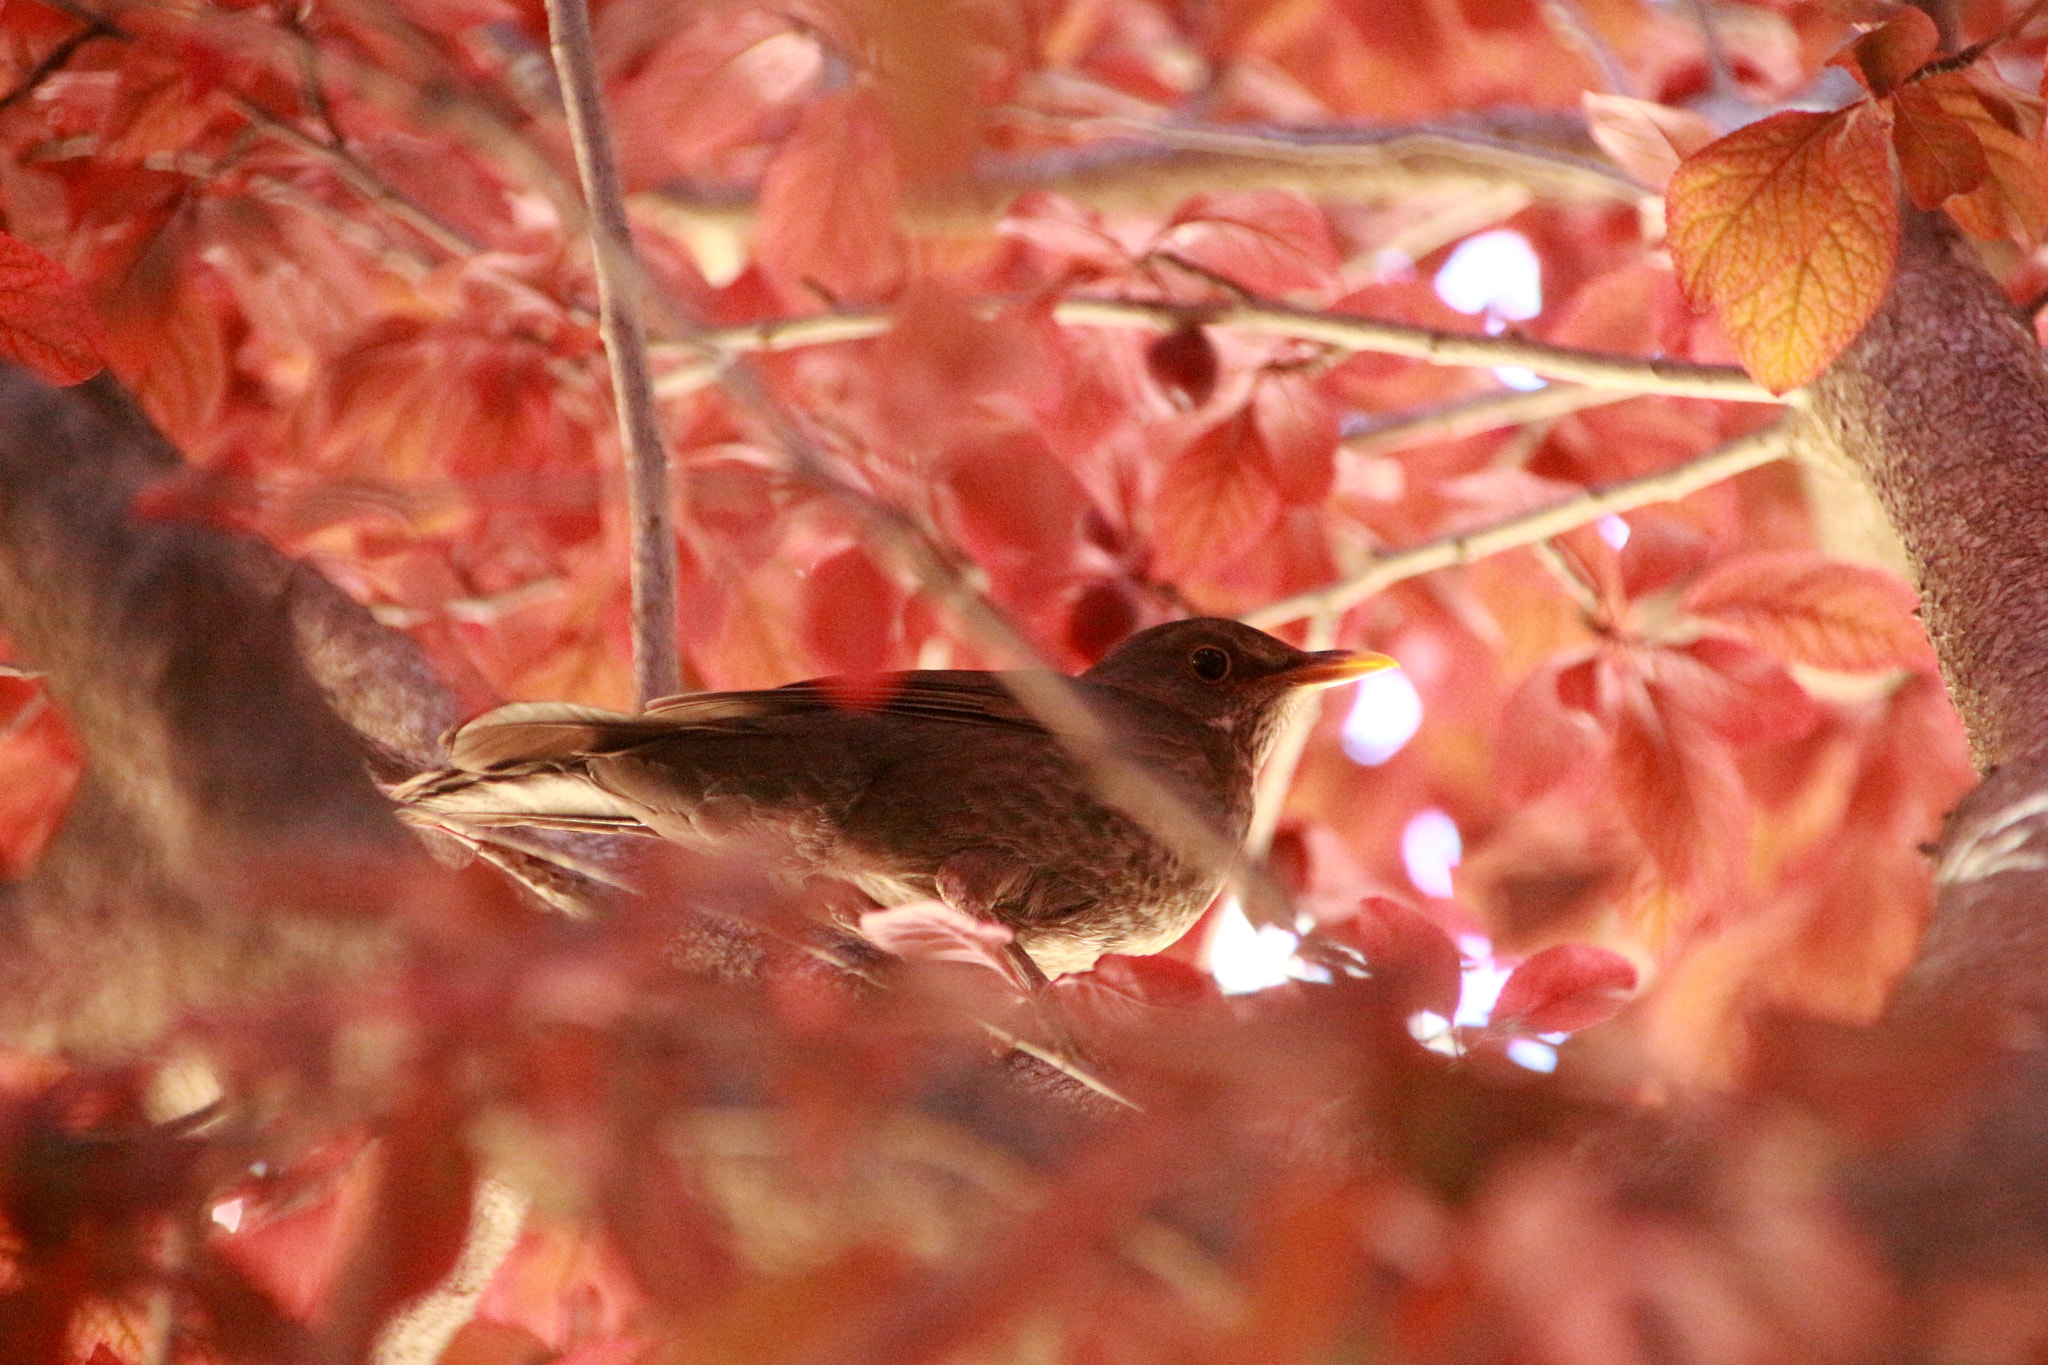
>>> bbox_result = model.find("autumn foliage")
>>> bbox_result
[0,0,2028,1361]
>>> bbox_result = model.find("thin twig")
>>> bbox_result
[1530,538,1603,617]
[233,96,483,261]
[982,1022,1141,1111]
[1542,0,1635,96]
[281,1,349,149]
[540,0,679,705]
[1344,384,1637,456]
[650,298,1781,403]
[1242,421,1796,628]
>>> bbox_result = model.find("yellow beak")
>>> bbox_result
[1282,650,1400,690]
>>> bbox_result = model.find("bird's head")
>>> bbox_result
[1082,618,1397,763]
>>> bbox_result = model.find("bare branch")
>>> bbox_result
[539,0,679,705]
[900,110,1644,219]
[1242,420,1796,628]
[651,298,1782,403]
[1344,384,1638,456]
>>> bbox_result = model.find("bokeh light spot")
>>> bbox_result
[1342,668,1422,766]
[1402,807,1462,898]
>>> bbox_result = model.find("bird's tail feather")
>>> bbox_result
[442,701,683,771]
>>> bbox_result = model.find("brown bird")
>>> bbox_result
[397,619,1394,976]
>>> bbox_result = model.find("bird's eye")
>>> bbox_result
[1190,646,1232,682]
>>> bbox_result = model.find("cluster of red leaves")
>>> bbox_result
[0,0,2008,1359]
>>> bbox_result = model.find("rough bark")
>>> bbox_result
[0,366,442,1051]
[1810,214,2048,777]
[1809,212,2048,1277]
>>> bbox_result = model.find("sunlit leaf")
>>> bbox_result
[1667,105,1898,392]
[1920,73,2048,246]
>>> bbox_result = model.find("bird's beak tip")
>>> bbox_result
[1287,650,1399,690]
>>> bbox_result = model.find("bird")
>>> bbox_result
[395,618,1394,976]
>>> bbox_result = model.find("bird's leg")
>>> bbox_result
[1004,941,1053,992]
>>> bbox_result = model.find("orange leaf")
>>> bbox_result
[1667,105,1898,392]
[0,232,106,386]
[1834,7,1937,96]
[1582,93,1718,192]
[1919,73,2048,246]
[1682,551,1932,671]
[1890,78,1990,208]
[1150,407,1282,582]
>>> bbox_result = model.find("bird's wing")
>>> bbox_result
[437,677,1045,774]
[644,673,1048,733]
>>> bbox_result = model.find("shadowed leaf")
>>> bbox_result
[1492,943,1638,1034]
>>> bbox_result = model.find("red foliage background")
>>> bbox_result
[0,0,2011,1360]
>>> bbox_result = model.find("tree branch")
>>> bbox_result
[651,299,1782,403]
[1343,383,1637,456]
[1809,213,2048,773]
[539,0,679,706]
[1242,420,1796,627]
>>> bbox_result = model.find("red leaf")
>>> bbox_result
[366,1097,478,1324]
[1151,406,1282,581]
[1922,69,2048,247]
[1146,324,1219,410]
[1254,374,1338,505]
[1683,551,1932,671]
[801,547,903,676]
[943,429,1089,579]
[753,86,906,302]
[1313,896,1464,1021]
[1615,513,1710,599]
[1056,953,1225,1029]
[997,193,1134,281]
[1491,943,1638,1034]
[1640,637,1822,746]
[1065,583,1140,665]
[1149,191,1339,297]
[0,232,106,386]
[1494,654,1608,803]
[1667,105,1898,392]
[1609,667,1748,896]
